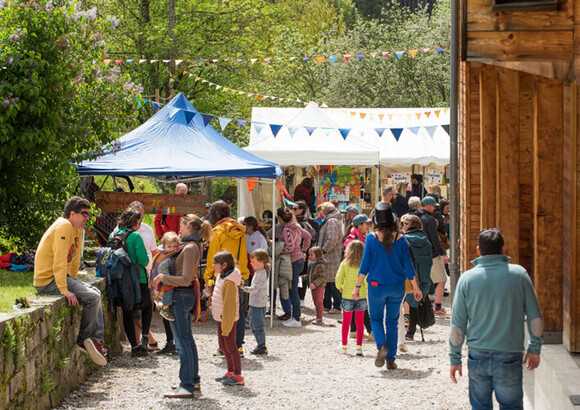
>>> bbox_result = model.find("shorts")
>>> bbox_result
[341,298,368,312]
[431,256,447,284]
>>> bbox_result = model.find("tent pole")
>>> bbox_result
[270,180,276,328]
[375,165,380,203]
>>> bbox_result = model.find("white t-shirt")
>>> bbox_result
[246,231,268,254]
[138,223,157,273]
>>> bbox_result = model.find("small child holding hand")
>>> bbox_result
[243,249,270,355]
[308,246,327,324]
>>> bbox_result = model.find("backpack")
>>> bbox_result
[107,229,134,280]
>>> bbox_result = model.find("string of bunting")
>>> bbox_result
[103,45,449,67]
[328,107,450,123]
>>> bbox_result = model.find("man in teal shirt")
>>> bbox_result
[449,229,543,409]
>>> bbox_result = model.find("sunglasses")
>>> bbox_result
[80,211,91,217]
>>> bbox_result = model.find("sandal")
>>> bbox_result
[148,342,160,351]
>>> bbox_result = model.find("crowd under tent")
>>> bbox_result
[241,103,450,218]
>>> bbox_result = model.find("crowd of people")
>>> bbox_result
[32,175,544,407]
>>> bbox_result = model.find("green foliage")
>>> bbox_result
[0,271,35,313]
[0,0,141,250]
[39,370,55,395]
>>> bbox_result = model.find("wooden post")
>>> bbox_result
[533,76,564,334]
[496,67,520,262]
[170,89,175,98]
[479,64,497,230]
[155,89,160,103]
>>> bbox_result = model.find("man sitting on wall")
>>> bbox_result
[34,196,107,366]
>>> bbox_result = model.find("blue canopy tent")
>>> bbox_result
[76,93,282,179]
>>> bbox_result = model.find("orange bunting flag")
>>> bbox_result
[443,108,450,113]
[388,114,393,121]
[315,56,325,65]
[104,59,112,66]
[409,50,418,59]
[425,111,431,118]
[434,109,441,118]
[378,114,385,121]
[255,94,261,100]
[350,111,357,116]
[359,113,367,119]
[262,95,268,100]
[415,113,422,120]
[247,178,258,194]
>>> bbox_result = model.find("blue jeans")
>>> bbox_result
[162,288,174,307]
[323,281,342,310]
[169,289,200,393]
[36,277,104,344]
[367,282,405,361]
[468,350,524,409]
[249,306,266,346]
[290,258,304,320]
[236,287,245,348]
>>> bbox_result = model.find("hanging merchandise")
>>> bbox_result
[317,166,363,210]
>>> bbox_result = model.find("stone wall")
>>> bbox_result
[0,277,123,409]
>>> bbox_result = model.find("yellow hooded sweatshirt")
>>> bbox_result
[205,218,250,282]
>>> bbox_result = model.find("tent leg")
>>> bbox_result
[270,180,276,328]
[375,165,380,203]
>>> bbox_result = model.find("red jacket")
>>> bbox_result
[294,185,312,205]
[154,214,182,240]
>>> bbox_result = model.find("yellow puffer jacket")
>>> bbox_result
[205,218,250,282]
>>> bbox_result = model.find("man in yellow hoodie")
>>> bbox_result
[34,196,107,366]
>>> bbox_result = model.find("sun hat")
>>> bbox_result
[352,214,372,227]
[372,202,396,227]
[421,196,439,207]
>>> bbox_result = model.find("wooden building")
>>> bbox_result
[459,0,580,351]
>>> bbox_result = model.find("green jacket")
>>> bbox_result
[404,229,433,308]
[116,227,149,284]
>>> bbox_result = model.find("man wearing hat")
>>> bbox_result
[342,205,359,236]
[413,196,449,315]
[220,194,235,219]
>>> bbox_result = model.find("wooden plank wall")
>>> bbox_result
[460,63,566,337]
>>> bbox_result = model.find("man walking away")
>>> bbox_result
[34,196,107,366]
[449,229,543,409]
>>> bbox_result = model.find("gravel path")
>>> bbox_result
[57,290,470,409]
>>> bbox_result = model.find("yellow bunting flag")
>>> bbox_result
[255,95,261,101]
[194,77,200,82]
[443,108,449,113]
[409,50,418,59]
[350,111,357,116]
[406,114,412,120]
[378,114,385,121]
[359,113,367,119]
[434,109,441,118]
[388,114,393,121]
[104,59,112,66]
[315,56,325,65]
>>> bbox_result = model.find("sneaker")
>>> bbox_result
[222,374,244,386]
[213,348,224,357]
[341,345,348,354]
[83,338,107,366]
[356,345,363,356]
[157,343,177,355]
[277,313,291,321]
[324,308,330,312]
[160,308,175,322]
[251,345,268,355]
[237,346,244,358]
[172,384,201,392]
[163,386,194,398]
[282,318,301,327]
[386,360,398,370]
[328,308,341,314]
[215,372,231,382]
[434,307,450,316]
[310,318,323,324]
[349,331,357,339]
[131,344,148,358]
[405,334,414,341]
[375,345,387,367]
[77,342,88,355]
[300,300,305,307]
[398,343,408,353]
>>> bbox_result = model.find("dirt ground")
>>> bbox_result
[57,289,470,409]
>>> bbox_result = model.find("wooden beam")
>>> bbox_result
[533,76,564,332]
[496,67,520,261]
[466,31,573,61]
[480,64,497,230]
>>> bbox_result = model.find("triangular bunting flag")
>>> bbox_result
[359,113,367,119]
[201,114,215,127]
[356,54,364,61]
[442,124,450,135]
[350,111,357,116]
[443,107,449,113]
[184,110,197,124]
[175,60,183,66]
[303,57,310,63]
[338,129,350,140]
[395,51,404,60]
[329,55,339,64]
[104,59,112,66]
[264,58,271,63]
[269,124,283,137]
[378,114,385,121]
[434,109,441,118]
[127,59,134,64]
[425,111,431,118]
[415,113,422,120]
[218,117,232,131]
[287,125,300,137]
[374,128,387,137]
[215,85,222,90]
[436,48,444,54]
[422,48,430,53]
[255,94,261,101]
[343,55,351,62]
[250,58,258,64]
[388,114,393,121]
[237,58,244,62]
[290,57,297,60]
[322,128,332,137]
[162,60,170,63]
[139,59,147,64]
[304,126,316,136]
[115,59,122,66]
[253,122,266,134]
[151,102,162,113]
[425,126,437,138]
[406,114,412,120]
[370,52,378,58]
[150,59,158,63]
[315,56,325,65]
[382,52,388,57]
[391,128,404,141]
[409,50,418,59]
[408,126,420,135]
[236,119,247,129]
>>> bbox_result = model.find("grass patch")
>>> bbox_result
[0,270,36,313]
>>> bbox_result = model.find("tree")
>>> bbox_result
[0,0,141,251]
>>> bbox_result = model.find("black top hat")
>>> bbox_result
[372,202,397,228]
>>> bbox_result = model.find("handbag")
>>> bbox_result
[412,295,435,330]
[438,231,450,251]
